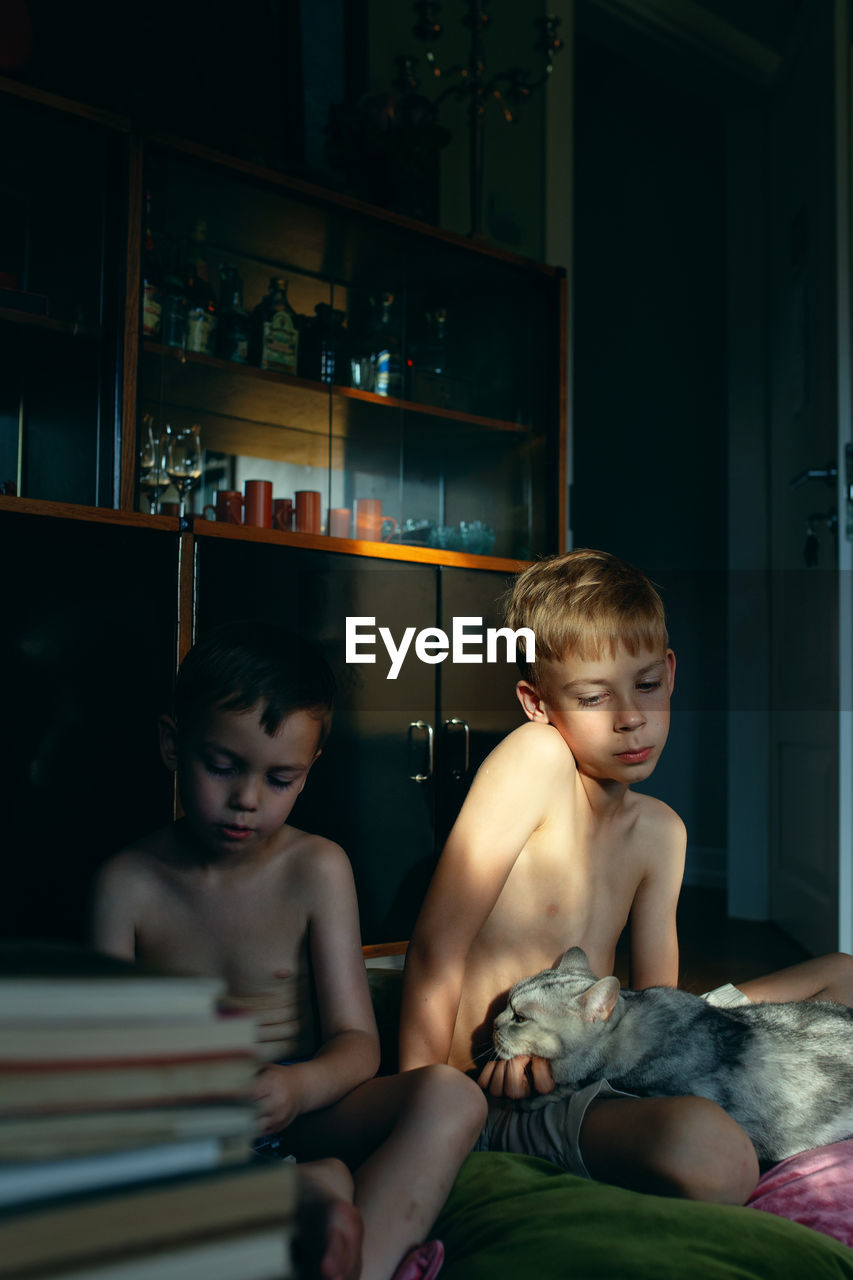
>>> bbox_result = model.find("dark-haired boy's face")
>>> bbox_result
[517,644,675,785]
[162,703,323,858]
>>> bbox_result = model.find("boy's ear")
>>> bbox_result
[159,715,179,773]
[665,648,676,694]
[516,680,551,723]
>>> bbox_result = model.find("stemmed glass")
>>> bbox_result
[164,424,203,517]
[138,414,170,514]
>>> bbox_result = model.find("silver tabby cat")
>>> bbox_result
[493,946,853,1163]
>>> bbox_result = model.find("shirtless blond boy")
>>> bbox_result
[93,621,485,1280]
[400,549,853,1202]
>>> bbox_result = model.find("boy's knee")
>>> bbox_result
[650,1097,759,1204]
[406,1064,488,1139]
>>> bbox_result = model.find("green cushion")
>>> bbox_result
[435,1153,853,1279]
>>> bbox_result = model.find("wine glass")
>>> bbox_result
[138,414,170,514]
[165,424,203,517]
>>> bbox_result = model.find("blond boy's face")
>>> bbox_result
[161,703,322,858]
[518,644,676,785]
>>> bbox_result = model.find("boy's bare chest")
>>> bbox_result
[495,820,637,947]
[135,873,305,993]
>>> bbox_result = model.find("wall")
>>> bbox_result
[571,20,729,886]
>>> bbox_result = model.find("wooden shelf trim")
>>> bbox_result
[143,130,565,279]
[142,342,530,435]
[189,518,530,572]
[0,495,180,530]
[0,74,131,132]
[0,307,101,340]
[0,498,529,572]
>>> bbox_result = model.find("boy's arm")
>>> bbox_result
[627,805,686,989]
[253,841,380,1134]
[90,855,145,961]
[399,724,564,1073]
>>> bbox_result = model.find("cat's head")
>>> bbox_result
[492,947,622,1067]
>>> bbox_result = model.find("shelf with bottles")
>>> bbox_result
[140,337,531,437]
[142,149,550,426]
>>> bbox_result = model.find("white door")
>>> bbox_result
[765,0,853,955]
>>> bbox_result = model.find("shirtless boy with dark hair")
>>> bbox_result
[93,621,485,1280]
[400,550,853,1202]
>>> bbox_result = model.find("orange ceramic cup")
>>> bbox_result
[328,507,351,538]
[355,498,397,542]
[203,489,244,524]
[244,480,273,528]
[295,490,322,534]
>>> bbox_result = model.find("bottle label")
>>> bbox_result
[143,284,162,338]
[261,311,298,373]
[187,309,217,355]
[375,349,401,397]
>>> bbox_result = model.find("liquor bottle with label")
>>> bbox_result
[184,219,218,356]
[371,291,402,397]
[161,237,188,350]
[142,192,162,339]
[251,277,299,374]
[217,264,250,364]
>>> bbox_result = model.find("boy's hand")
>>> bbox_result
[252,1063,302,1135]
[477,1055,555,1099]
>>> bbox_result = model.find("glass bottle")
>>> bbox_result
[161,238,188,350]
[371,291,402,397]
[184,218,218,356]
[251,277,299,374]
[216,264,250,364]
[142,192,162,339]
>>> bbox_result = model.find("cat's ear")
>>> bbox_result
[557,947,596,976]
[578,977,620,1023]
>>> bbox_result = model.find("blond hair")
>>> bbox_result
[504,549,668,685]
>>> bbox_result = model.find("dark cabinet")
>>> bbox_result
[0,94,126,507]
[194,537,522,942]
[0,75,564,946]
[0,510,177,942]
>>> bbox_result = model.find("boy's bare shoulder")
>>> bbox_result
[280,827,354,887]
[96,826,177,879]
[631,792,687,857]
[486,720,577,774]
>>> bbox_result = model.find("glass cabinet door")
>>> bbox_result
[139,143,562,558]
[0,93,125,507]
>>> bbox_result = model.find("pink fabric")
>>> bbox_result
[747,1139,853,1247]
[390,1240,444,1280]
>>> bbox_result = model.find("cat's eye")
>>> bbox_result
[511,1012,527,1024]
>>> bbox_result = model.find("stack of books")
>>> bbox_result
[0,945,296,1280]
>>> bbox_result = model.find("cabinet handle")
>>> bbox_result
[444,717,470,778]
[408,720,434,782]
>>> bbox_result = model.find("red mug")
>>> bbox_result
[355,498,397,543]
[203,490,243,524]
[244,479,273,529]
[274,498,293,531]
[295,490,322,534]
[327,507,351,539]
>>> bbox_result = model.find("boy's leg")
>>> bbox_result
[736,952,853,1005]
[579,1095,759,1204]
[296,1159,363,1280]
[283,1065,487,1280]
